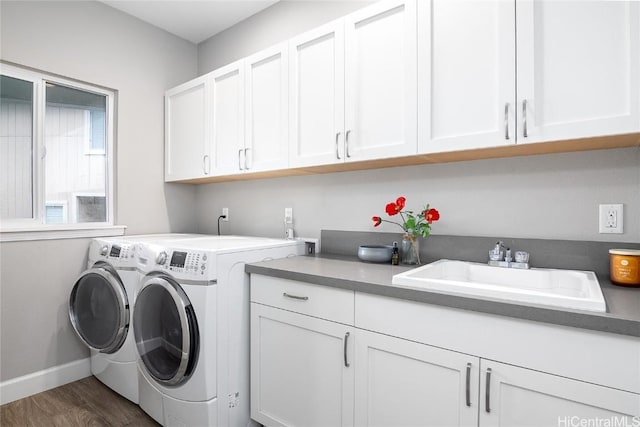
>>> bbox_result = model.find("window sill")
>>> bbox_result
[0,225,127,242]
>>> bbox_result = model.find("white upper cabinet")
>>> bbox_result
[289,0,417,167]
[517,0,640,144]
[165,75,210,181]
[289,21,345,168]
[344,0,417,161]
[210,60,245,176]
[419,0,640,154]
[167,0,640,181]
[418,0,516,153]
[244,43,289,173]
[210,44,289,176]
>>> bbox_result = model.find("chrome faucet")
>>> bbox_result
[488,241,530,269]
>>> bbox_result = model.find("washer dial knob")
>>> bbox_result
[156,251,168,265]
[100,245,109,256]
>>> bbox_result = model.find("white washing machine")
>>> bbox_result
[133,236,304,427]
[69,237,141,403]
[68,234,212,404]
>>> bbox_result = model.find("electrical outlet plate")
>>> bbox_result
[284,207,293,224]
[222,207,229,222]
[599,204,623,234]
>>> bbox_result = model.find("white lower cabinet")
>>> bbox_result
[480,360,640,427]
[250,303,355,427]
[354,329,479,427]
[250,276,640,427]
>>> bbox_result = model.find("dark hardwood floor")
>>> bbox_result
[0,376,159,426]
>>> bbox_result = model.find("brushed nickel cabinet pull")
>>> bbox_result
[238,149,244,170]
[485,367,492,413]
[466,363,472,407]
[344,332,350,367]
[345,130,352,158]
[203,154,209,175]
[335,132,341,160]
[244,148,250,170]
[504,103,510,140]
[522,99,528,138]
[282,292,308,301]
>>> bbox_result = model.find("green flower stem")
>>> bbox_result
[378,218,407,232]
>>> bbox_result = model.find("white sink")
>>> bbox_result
[391,260,606,312]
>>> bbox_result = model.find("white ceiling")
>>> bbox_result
[100,0,279,44]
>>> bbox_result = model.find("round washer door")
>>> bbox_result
[133,275,199,387]
[69,262,129,354]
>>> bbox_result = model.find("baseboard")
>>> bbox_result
[0,358,91,405]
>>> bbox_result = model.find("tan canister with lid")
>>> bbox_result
[609,249,640,287]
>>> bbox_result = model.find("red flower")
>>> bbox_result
[385,202,399,216]
[395,196,406,211]
[425,208,440,224]
[372,216,382,227]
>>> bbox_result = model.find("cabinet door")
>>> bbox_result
[354,330,479,427]
[251,303,355,427]
[289,21,345,168]
[517,0,640,143]
[480,360,640,427]
[417,0,516,153]
[344,0,417,161]
[165,75,210,181]
[211,60,245,176]
[245,44,289,173]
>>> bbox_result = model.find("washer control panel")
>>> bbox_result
[89,240,137,267]
[108,243,134,260]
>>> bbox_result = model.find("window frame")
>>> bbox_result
[0,62,124,241]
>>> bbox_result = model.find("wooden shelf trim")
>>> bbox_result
[173,132,640,184]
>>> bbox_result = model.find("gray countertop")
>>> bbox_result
[246,255,640,338]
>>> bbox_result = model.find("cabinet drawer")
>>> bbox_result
[251,275,354,325]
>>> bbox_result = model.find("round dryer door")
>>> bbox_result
[133,275,199,387]
[69,262,130,354]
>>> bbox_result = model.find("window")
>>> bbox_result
[45,203,67,224]
[1,63,119,239]
[89,110,106,153]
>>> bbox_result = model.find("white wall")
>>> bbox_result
[196,148,640,243]
[0,1,198,381]
[195,1,640,244]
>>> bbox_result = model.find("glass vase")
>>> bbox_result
[401,234,421,265]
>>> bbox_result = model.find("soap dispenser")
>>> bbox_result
[391,241,399,265]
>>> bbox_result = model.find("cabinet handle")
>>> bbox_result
[282,292,308,301]
[244,148,250,170]
[345,130,352,158]
[522,99,528,138]
[344,332,350,367]
[504,103,510,140]
[238,149,244,171]
[203,154,209,175]
[485,367,492,413]
[335,132,341,160]
[466,363,472,407]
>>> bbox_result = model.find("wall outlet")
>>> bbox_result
[284,207,293,224]
[599,204,623,233]
[221,207,229,222]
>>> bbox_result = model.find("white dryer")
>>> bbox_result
[69,237,140,403]
[133,236,304,427]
